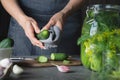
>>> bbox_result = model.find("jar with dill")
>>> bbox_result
[77,4,120,72]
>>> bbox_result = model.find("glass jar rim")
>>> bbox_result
[87,4,120,11]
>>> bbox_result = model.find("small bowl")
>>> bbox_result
[0,48,13,60]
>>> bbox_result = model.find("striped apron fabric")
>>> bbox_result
[8,0,83,56]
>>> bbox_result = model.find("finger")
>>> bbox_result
[32,21,40,33]
[55,21,63,30]
[30,36,46,49]
[42,19,55,30]
[25,29,45,49]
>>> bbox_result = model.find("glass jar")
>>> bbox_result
[77,4,120,72]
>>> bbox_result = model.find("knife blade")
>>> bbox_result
[10,57,35,61]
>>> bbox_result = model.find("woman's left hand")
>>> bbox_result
[42,11,67,30]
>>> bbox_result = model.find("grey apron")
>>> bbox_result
[8,0,83,56]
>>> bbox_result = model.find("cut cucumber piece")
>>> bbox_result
[38,56,48,63]
[63,60,71,64]
[51,53,68,61]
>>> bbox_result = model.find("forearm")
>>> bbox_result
[1,0,27,27]
[60,0,84,17]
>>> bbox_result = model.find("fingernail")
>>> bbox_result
[43,47,47,49]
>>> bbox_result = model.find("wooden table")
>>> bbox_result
[5,65,92,80]
[3,55,92,80]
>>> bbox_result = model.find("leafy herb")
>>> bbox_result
[78,7,120,72]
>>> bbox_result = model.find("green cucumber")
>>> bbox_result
[36,30,50,40]
[0,38,14,48]
[38,56,48,63]
[63,60,71,64]
[51,53,68,61]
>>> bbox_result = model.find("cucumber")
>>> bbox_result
[38,56,48,63]
[51,53,68,61]
[36,30,50,40]
[0,38,14,48]
[63,60,71,64]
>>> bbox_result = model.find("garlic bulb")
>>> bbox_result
[12,65,23,75]
[0,58,12,68]
[0,66,4,76]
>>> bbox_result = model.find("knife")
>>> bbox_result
[10,57,35,61]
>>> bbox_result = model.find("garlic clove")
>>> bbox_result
[51,63,70,73]
[12,65,23,75]
[57,65,70,72]
[0,58,12,68]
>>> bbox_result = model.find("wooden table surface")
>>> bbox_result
[3,55,92,80]
[5,65,92,80]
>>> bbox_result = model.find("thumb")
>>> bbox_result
[32,21,40,33]
[55,21,63,30]
[42,20,55,30]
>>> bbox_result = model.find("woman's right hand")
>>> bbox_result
[19,16,46,49]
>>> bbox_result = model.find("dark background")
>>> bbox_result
[0,3,10,41]
[0,0,120,41]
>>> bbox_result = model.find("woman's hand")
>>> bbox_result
[42,0,84,30]
[1,0,46,49]
[20,16,45,49]
[42,11,67,30]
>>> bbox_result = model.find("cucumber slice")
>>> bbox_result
[63,60,71,64]
[51,53,68,61]
[38,56,48,63]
